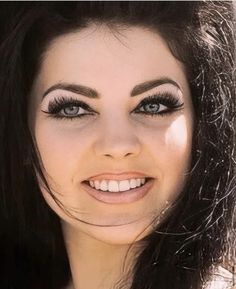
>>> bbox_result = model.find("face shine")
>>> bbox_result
[29,25,194,245]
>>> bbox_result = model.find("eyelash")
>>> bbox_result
[41,93,184,120]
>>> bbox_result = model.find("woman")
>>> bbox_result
[0,2,235,289]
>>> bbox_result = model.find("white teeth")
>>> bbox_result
[94,180,100,190]
[89,180,95,188]
[136,179,141,187]
[119,180,130,192]
[87,178,148,192]
[108,180,119,192]
[130,179,137,188]
[100,180,108,191]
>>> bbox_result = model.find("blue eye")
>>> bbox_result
[42,96,95,119]
[139,102,162,113]
[42,92,184,121]
[62,105,86,116]
[134,92,184,117]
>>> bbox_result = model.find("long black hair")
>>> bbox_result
[0,2,235,289]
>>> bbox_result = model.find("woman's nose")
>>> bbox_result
[93,119,141,159]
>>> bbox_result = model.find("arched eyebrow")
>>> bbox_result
[42,77,181,99]
[131,78,181,96]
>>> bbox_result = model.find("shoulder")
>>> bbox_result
[204,266,235,289]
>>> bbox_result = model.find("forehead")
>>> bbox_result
[34,25,188,96]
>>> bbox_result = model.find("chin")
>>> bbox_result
[93,229,150,246]
[68,217,154,246]
[44,190,156,245]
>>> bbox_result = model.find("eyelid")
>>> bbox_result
[133,92,183,110]
[48,96,94,111]
[41,91,184,120]
[41,95,97,120]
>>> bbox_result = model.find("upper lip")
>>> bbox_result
[83,172,154,181]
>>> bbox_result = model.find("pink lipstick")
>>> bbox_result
[81,175,154,204]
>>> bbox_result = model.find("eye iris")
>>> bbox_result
[63,106,79,115]
[144,103,160,112]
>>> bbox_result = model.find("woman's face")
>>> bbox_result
[29,25,194,245]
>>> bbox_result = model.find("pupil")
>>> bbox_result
[64,106,79,115]
[145,103,159,112]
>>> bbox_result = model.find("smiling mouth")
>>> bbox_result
[82,177,153,193]
[81,177,155,204]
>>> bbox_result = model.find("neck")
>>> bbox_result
[62,223,141,289]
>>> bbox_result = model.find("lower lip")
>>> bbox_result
[81,179,154,204]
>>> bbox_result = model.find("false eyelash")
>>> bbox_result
[42,92,184,121]
[134,92,184,117]
[46,96,93,115]
[41,96,96,120]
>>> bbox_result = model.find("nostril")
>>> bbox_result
[93,133,142,159]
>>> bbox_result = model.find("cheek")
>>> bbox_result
[165,116,192,151]
[161,116,193,191]
[145,115,192,156]
[34,120,93,185]
[145,115,192,187]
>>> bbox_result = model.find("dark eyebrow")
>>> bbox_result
[42,77,181,99]
[42,83,99,99]
[130,77,181,96]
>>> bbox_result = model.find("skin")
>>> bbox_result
[29,25,194,289]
